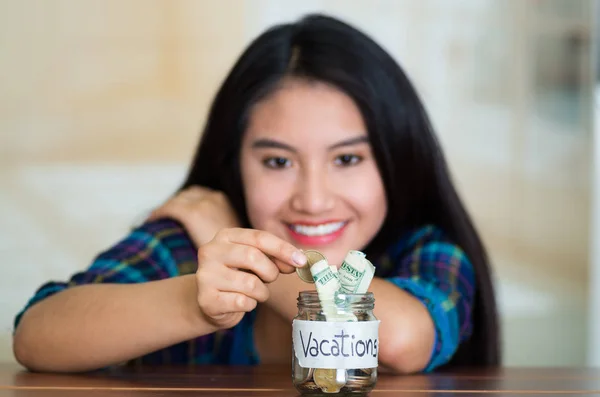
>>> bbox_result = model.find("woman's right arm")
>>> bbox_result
[13,219,216,373]
[13,218,306,373]
[13,274,215,373]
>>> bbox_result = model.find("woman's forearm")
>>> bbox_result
[13,274,216,373]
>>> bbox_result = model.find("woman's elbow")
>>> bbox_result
[379,327,435,374]
[13,324,38,371]
[12,311,56,373]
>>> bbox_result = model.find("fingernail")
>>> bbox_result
[292,251,307,266]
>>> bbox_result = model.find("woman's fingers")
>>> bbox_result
[271,258,297,275]
[199,291,258,319]
[200,244,278,283]
[216,228,307,272]
[214,267,270,303]
[200,240,298,281]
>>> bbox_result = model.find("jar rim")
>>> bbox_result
[298,290,374,304]
[299,290,373,297]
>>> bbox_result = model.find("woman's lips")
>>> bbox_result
[286,221,349,246]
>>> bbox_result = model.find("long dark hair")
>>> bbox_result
[180,14,500,368]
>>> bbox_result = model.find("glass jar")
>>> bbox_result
[292,291,379,395]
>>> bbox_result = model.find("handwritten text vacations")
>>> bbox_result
[292,320,380,369]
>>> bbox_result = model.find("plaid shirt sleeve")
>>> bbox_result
[13,218,198,331]
[378,225,475,372]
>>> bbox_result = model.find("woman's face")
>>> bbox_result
[240,79,387,266]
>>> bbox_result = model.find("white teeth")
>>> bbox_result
[291,222,346,236]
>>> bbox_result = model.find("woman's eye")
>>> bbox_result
[334,154,362,166]
[263,157,292,169]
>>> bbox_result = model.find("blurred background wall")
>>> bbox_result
[0,0,595,366]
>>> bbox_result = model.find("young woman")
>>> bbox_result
[13,14,500,374]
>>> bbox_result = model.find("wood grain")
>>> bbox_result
[2,364,600,396]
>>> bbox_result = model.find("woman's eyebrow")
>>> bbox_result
[251,138,297,153]
[251,135,369,152]
[327,136,369,150]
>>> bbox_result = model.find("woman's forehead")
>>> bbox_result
[245,79,366,145]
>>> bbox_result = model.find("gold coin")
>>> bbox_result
[295,250,327,284]
[313,368,346,393]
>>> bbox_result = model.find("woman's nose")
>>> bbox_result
[290,168,336,215]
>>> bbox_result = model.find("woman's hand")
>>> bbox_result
[148,186,307,329]
[148,185,241,247]
[195,228,307,329]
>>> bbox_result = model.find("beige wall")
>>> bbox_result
[0,0,594,366]
[1,0,247,164]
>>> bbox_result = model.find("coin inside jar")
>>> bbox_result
[293,366,313,384]
[313,368,346,393]
[295,250,328,283]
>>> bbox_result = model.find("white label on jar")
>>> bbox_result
[292,319,380,369]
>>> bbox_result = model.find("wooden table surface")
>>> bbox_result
[2,364,600,396]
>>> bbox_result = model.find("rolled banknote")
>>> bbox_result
[310,259,356,322]
[329,265,339,278]
[310,259,340,301]
[338,250,376,294]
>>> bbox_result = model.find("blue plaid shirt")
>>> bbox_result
[14,218,475,371]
